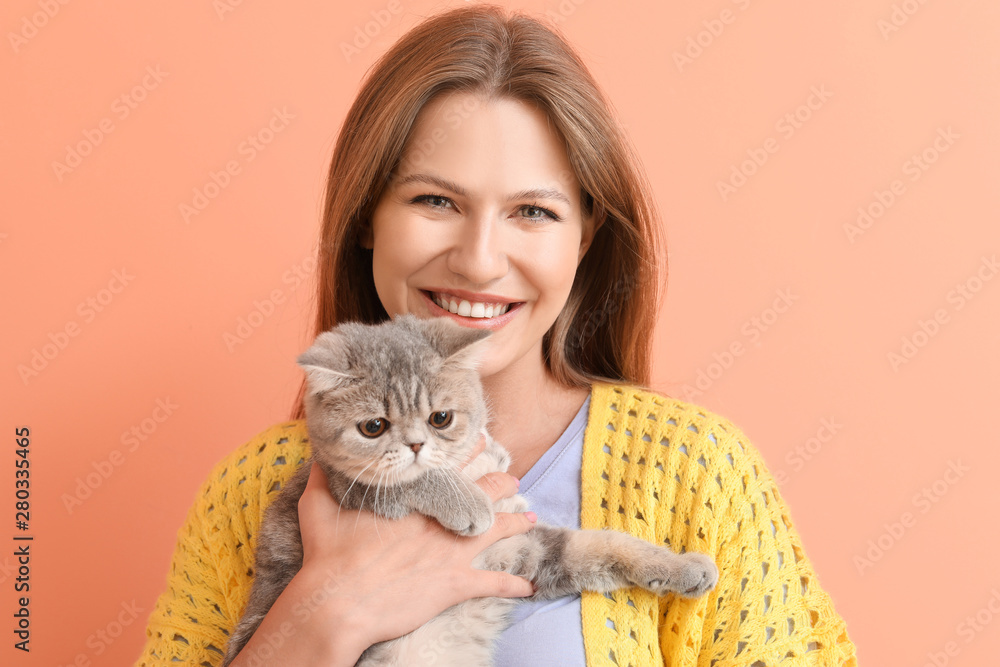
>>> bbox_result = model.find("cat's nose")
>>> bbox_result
[408,442,423,454]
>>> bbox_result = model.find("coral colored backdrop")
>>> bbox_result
[2,1,999,665]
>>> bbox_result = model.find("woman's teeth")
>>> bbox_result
[432,292,511,319]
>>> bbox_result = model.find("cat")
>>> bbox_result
[222,313,718,666]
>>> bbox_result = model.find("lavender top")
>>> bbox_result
[492,395,590,666]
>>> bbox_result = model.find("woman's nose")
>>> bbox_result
[445,212,509,285]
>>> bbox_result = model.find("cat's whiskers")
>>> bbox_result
[437,461,476,525]
[438,449,469,471]
[380,464,406,542]
[338,458,374,483]
[353,458,387,536]
[369,465,389,543]
[337,458,379,529]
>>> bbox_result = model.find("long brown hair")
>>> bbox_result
[292,4,665,419]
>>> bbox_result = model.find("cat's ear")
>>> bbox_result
[405,314,492,372]
[296,331,356,394]
[442,334,491,372]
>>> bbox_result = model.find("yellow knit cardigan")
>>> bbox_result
[135,382,857,666]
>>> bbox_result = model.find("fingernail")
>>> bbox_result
[525,511,537,523]
[514,477,520,488]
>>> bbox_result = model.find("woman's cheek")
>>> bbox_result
[533,237,580,288]
[374,214,422,265]
[394,214,445,257]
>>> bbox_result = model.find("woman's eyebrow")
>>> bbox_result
[393,172,571,207]
[507,187,572,207]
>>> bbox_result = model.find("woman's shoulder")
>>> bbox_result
[588,380,761,460]
[192,420,311,517]
[585,380,779,509]
[222,419,311,470]
[174,421,311,584]
[585,380,784,542]
[587,383,858,663]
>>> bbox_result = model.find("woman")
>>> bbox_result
[135,5,856,665]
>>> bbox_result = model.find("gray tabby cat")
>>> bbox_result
[222,314,718,666]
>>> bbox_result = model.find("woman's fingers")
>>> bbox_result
[468,569,535,599]
[293,456,538,647]
[475,471,520,502]
[481,508,537,542]
[299,462,345,564]
[461,432,488,467]
[301,461,334,511]
[460,508,537,574]
[300,461,346,524]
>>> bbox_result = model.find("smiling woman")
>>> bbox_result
[135,4,856,666]
[305,14,664,407]
[364,93,599,373]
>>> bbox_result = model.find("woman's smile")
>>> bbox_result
[419,288,526,330]
[366,92,597,378]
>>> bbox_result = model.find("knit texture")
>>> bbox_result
[134,382,856,666]
[580,384,856,666]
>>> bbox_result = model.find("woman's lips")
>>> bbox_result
[427,291,512,317]
[420,290,524,329]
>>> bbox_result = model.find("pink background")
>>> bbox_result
[3,0,999,664]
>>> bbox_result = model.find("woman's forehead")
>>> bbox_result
[396,92,581,205]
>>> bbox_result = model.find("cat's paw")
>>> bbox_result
[455,507,493,537]
[448,503,494,537]
[495,493,529,515]
[647,552,718,598]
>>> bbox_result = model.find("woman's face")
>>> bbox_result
[366,92,597,379]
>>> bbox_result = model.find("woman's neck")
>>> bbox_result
[480,345,590,479]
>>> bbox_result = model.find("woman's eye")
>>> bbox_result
[428,410,453,429]
[358,418,389,437]
[519,204,559,222]
[413,194,452,209]
[413,195,558,222]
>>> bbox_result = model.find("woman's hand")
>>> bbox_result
[237,434,537,665]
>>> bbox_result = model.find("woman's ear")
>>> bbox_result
[577,203,604,263]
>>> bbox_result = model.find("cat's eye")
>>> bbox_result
[428,411,453,429]
[358,418,389,438]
